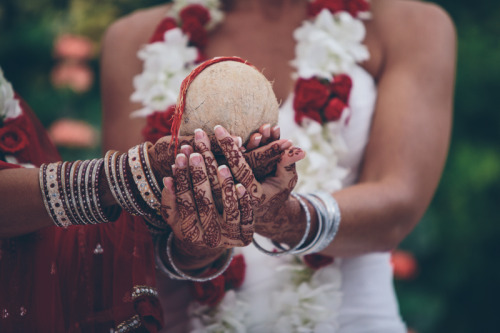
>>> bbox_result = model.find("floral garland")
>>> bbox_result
[131,0,370,331]
[0,68,31,164]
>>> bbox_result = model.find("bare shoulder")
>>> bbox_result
[102,4,172,53]
[372,0,456,60]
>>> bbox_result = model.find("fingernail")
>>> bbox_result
[176,153,187,167]
[194,128,204,140]
[163,177,173,191]
[272,125,280,135]
[214,125,227,138]
[254,134,262,143]
[236,183,246,196]
[237,136,242,148]
[190,153,202,166]
[218,165,230,177]
[280,139,293,150]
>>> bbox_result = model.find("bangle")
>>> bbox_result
[39,160,120,227]
[128,144,161,212]
[155,233,234,282]
[252,192,311,257]
[293,191,341,255]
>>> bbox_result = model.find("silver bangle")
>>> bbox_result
[293,191,341,255]
[253,192,311,256]
[155,233,234,282]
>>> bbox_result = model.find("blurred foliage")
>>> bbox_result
[1,0,499,332]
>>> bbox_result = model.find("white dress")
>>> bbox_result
[159,65,407,333]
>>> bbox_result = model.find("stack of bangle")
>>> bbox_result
[154,232,234,282]
[39,159,120,226]
[253,191,341,256]
[40,142,167,233]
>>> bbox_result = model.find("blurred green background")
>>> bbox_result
[0,1,498,332]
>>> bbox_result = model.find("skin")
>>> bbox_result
[99,0,456,257]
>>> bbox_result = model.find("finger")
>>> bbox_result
[189,153,221,248]
[274,147,306,191]
[180,144,194,158]
[207,134,242,155]
[259,123,272,145]
[173,153,204,243]
[160,177,179,232]
[245,133,262,151]
[215,125,262,194]
[271,125,280,141]
[218,165,244,246]
[194,128,223,212]
[243,139,292,180]
[236,184,254,245]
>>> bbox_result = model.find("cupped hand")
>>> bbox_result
[213,125,307,242]
[160,150,254,269]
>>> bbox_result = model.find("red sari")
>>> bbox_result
[0,97,163,332]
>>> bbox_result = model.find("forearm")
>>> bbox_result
[261,179,425,258]
[0,167,118,238]
[0,168,53,237]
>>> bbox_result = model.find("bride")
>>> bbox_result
[100,0,456,332]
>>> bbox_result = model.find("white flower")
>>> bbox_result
[130,28,198,117]
[0,68,22,121]
[292,9,369,80]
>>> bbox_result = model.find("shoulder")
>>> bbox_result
[102,4,172,54]
[371,0,456,62]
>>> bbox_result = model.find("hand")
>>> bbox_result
[160,150,253,269]
[147,134,243,186]
[213,125,307,244]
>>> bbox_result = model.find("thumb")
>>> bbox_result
[275,147,305,189]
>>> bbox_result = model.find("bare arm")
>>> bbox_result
[323,1,456,256]
[247,1,456,257]
[0,168,116,238]
[101,5,170,152]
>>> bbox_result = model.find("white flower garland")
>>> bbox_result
[130,0,223,118]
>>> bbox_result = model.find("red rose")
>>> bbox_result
[293,78,331,111]
[223,254,246,289]
[303,253,334,270]
[330,74,352,103]
[344,0,370,17]
[180,4,211,26]
[182,17,208,49]
[149,17,178,43]
[191,273,226,306]
[0,124,28,153]
[294,107,323,125]
[324,98,346,122]
[141,106,175,143]
[307,0,345,17]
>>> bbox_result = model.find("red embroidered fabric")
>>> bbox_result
[0,96,163,332]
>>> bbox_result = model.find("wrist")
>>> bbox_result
[170,237,226,271]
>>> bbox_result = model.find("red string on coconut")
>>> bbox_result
[169,56,254,155]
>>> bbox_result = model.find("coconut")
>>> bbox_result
[178,60,279,143]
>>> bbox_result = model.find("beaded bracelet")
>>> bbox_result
[253,192,311,257]
[155,233,234,282]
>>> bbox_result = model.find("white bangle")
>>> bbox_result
[253,192,311,256]
[155,233,234,282]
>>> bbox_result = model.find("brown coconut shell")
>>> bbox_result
[179,61,279,143]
